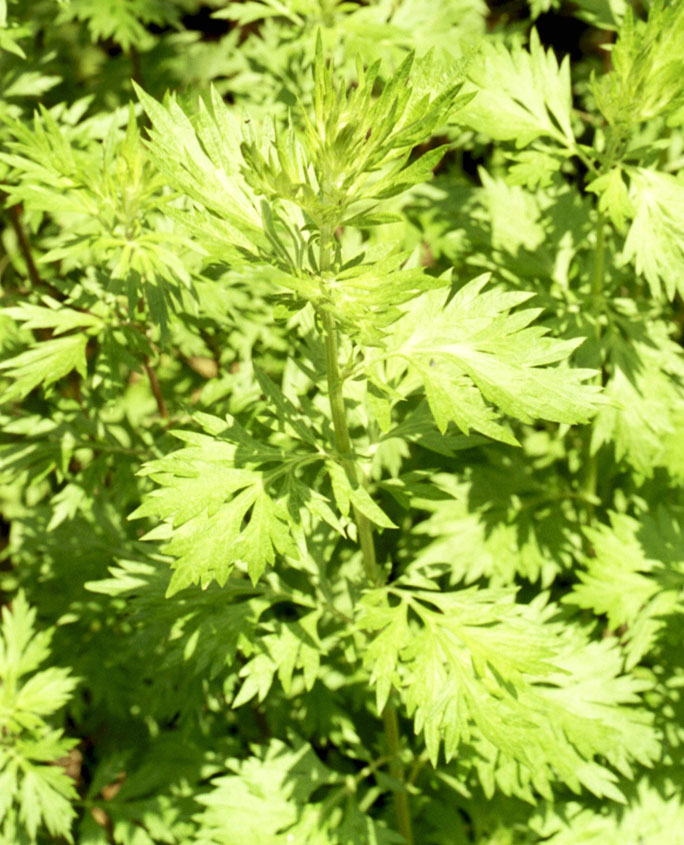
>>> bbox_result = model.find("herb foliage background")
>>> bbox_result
[1,0,684,842]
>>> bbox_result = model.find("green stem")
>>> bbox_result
[584,208,607,508]
[74,441,149,458]
[591,209,606,320]
[319,227,413,845]
[572,142,600,176]
[322,307,378,584]
[319,226,379,585]
[382,703,413,845]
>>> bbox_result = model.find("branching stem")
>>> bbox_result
[322,309,379,583]
[143,358,168,418]
[591,209,606,318]
[319,227,413,845]
[584,208,607,507]
[128,45,143,88]
[3,198,61,299]
[7,204,42,289]
[382,703,413,844]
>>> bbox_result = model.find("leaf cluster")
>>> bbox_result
[1,1,684,843]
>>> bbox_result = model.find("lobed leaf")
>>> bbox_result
[0,334,89,403]
[460,29,575,149]
[372,274,601,441]
[131,411,332,594]
[358,584,659,797]
[621,168,684,301]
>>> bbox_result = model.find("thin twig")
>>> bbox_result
[143,358,168,418]
[2,194,65,300]
[128,45,144,89]
[6,204,42,289]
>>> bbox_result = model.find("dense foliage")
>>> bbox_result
[1,0,684,842]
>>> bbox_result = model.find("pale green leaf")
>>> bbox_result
[530,780,684,844]
[2,300,103,335]
[0,595,78,843]
[325,460,396,528]
[19,766,77,843]
[407,465,581,588]
[358,585,658,796]
[461,29,575,148]
[0,593,52,680]
[586,167,634,232]
[15,668,78,719]
[567,509,684,668]
[134,82,265,255]
[193,740,355,845]
[591,2,684,126]
[0,335,88,403]
[590,311,684,475]
[376,274,600,439]
[131,415,331,594]
[622,168,684,300]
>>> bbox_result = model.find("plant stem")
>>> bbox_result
[128,45,143,88]
[143,358,168,418]
[591,209,606,319]
[2,191,82,304]
[6,203,43,290]
[2,197,64,299]
[382,704,413,845]
[319,228,378,582]
[322,308,379,583]
[584,208,606,508]
[319,227,413,844]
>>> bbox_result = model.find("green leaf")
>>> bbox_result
[529,780,684,843]
[461,29,575,149]
[18,766,77,843]
[358,585,658,797]
[0,1,28,59]
[193,740,345,844]
[0,594,78,843]
[478,169,546,253]
[567,509,684,668]
[130,412,332,593]
[325,460,397,529]
[621,168,684,300]
[591,2,684,126]
[132,461,291,593]
[0,335,89,403]
[590,309,684,475]
[323,253,444,345]
[506,149,561,189]
[587,167,634,232]
[212,1,304,26]
[341,210,404,228]
[374,274,600,440]
[134,82,267,257]
[407,461,582,588]
[0,595,78,730]
[57,0,183,52]
[571,0,627,30]
[2,299,103,335]
[370,144,450,200]
[233,612,323,704]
